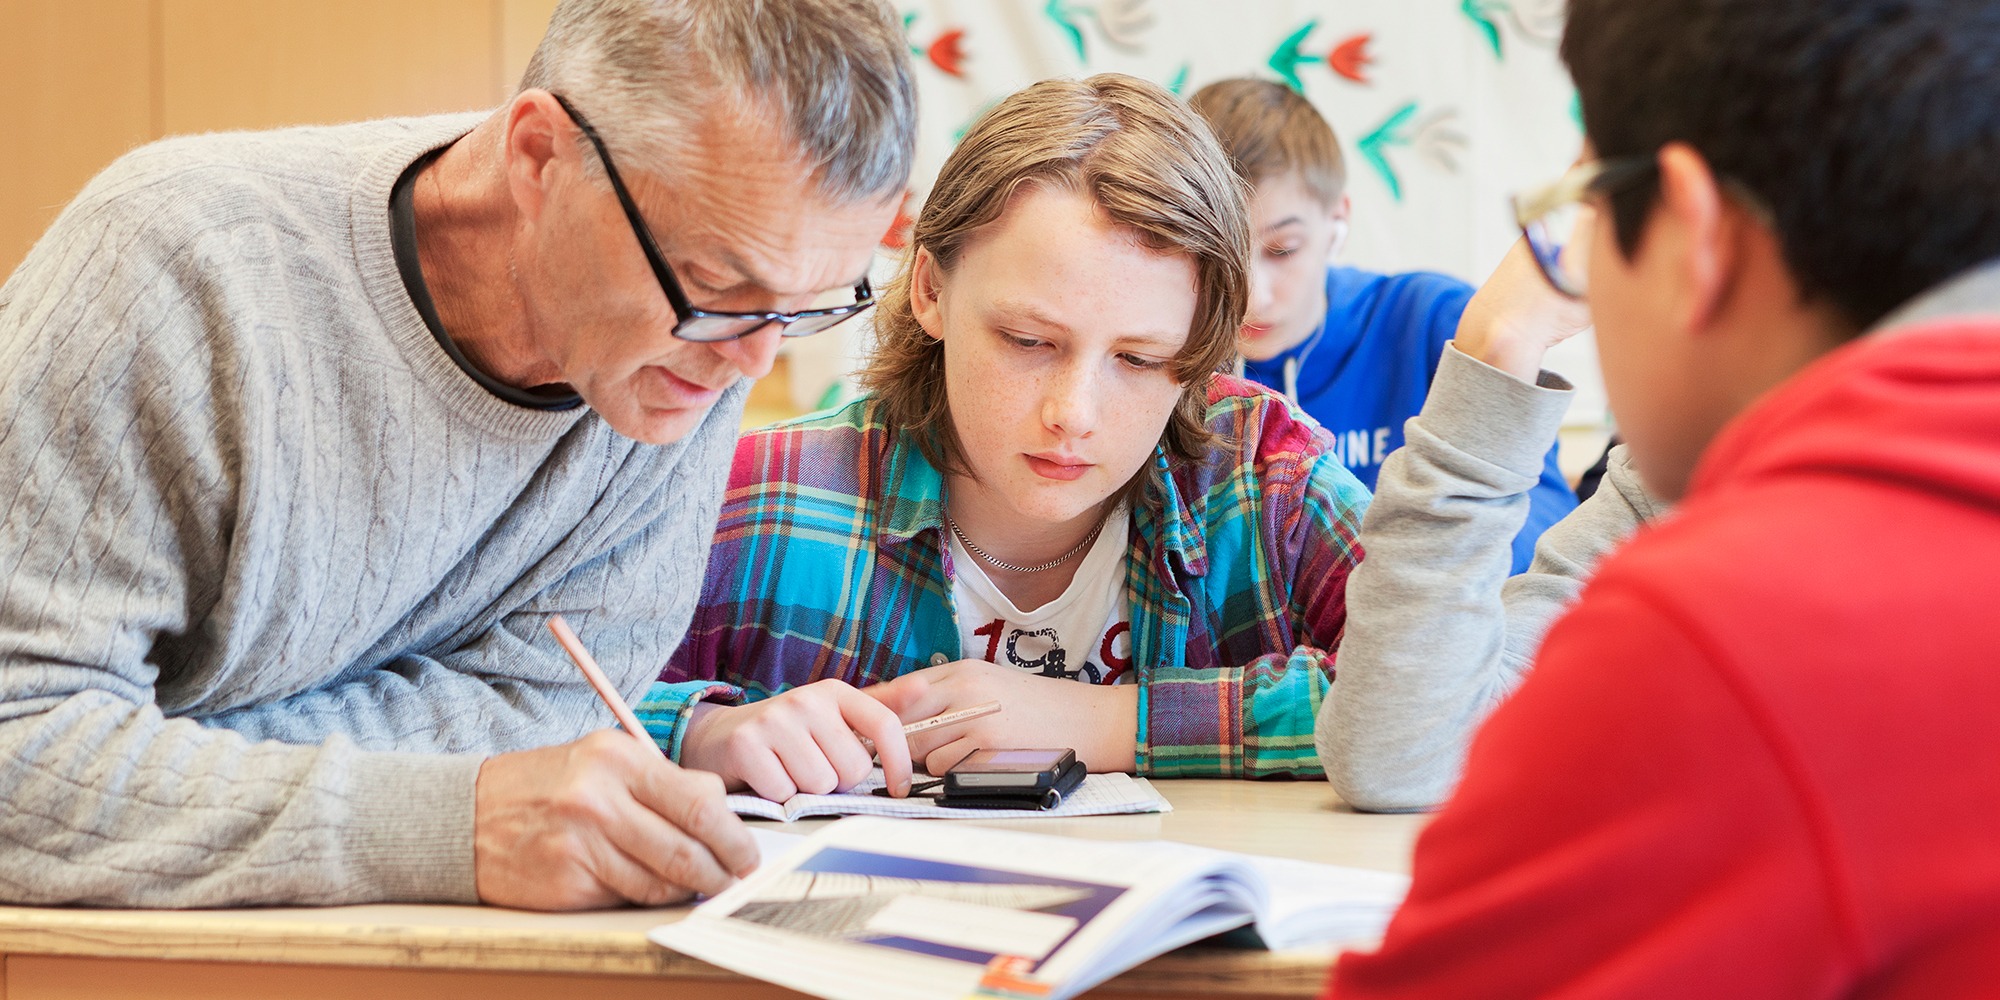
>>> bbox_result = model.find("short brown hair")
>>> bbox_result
[859,74,1250,502]
[1189,78,1345,206]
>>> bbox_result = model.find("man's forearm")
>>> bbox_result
[0,691,479,906]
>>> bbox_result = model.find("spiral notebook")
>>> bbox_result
[726,769,1171,822]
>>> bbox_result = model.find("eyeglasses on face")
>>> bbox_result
[1509,156,1656,299]
[548,93,874,343]
[1511,153,1777,299]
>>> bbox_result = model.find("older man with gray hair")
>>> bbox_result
[0,0,913,910]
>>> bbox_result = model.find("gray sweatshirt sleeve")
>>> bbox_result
[1319,344,1667,812]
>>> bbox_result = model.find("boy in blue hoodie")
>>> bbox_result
[1191,79,1576,571]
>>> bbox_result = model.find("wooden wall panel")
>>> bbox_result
[157,0,502,135]
[0,0,156,280]
[500,0,563,92]
[1,0,566,281]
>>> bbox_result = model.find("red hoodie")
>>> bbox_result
[1327,310,2000,998]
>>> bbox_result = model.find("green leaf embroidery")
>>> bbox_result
[1460,0,1505,59]
[1265,19,1320,92]
[1357,101,1420,201]
[1044,0,1088,62]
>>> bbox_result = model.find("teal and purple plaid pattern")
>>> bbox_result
[637,374,1368,777]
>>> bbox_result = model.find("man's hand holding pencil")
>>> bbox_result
[465,615,761,911]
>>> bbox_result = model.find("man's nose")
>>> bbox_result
[707,323,784,381]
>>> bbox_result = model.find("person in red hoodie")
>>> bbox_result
[1326,1,2000,997]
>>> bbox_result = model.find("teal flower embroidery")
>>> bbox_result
[1268,20,1374,91]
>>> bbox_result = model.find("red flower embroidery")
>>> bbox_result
[1329,32,1373,84]
[928,28,968,78]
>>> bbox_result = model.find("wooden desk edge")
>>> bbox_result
[0,908,1345,994]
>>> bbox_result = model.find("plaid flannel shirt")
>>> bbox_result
[638,374,1368,777]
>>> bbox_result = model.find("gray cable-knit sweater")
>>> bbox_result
[0,114,743,907]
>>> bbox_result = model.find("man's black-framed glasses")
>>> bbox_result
[550,93,874,343]
[1509,156,1656,299]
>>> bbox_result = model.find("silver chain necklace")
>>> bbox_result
[944,505,1106,574]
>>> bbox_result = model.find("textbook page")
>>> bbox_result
[726,769,1171,822]
[652,816,1407,1000]
[749,827,808,865]
[1239,854,1411,949]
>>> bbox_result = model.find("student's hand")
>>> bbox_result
[473,729,758,910]
[678,679,915,802]
[864,660,1140,776]
[1454,235,1595,382]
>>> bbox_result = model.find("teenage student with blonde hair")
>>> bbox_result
[635,73,1370,800]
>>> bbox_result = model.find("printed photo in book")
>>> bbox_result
[729,845,1124,973]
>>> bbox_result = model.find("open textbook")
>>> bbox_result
[727,769,1171,822]
[654,816,1408,1000]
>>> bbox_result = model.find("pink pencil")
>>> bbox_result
[546,614,654,751]
[857,700,1002,752]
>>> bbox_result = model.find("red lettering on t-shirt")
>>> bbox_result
[972,618,1006,663]
[1098,622,1133,684]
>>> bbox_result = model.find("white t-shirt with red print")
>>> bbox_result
[947,504,1134,685]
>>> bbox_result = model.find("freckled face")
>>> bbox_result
[913,184,1196,527]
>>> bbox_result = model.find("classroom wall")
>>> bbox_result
[880,0,1604,429]
[0,0,561,280]
[2,0,1608,434]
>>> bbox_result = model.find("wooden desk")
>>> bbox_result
[0,781,1427,1000]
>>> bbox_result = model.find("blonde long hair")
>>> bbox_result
[858,74,1250,500]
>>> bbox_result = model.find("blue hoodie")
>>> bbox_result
[1240,266,1577,573]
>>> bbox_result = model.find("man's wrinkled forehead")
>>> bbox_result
[640,111,893,297]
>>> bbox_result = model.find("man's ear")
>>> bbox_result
[910,247,946,341]
[503,90,571,224]
[1653,142,1734,338]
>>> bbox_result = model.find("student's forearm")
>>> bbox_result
[1093,682,1139,773]
[637,680,746,761]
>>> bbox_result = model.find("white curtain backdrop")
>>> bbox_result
[786,0,1607,429]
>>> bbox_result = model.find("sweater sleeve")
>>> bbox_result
[1320,344,1662,811]
[0,193,484,907]
[198,386,743,757]
[1327,583,1856,999]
